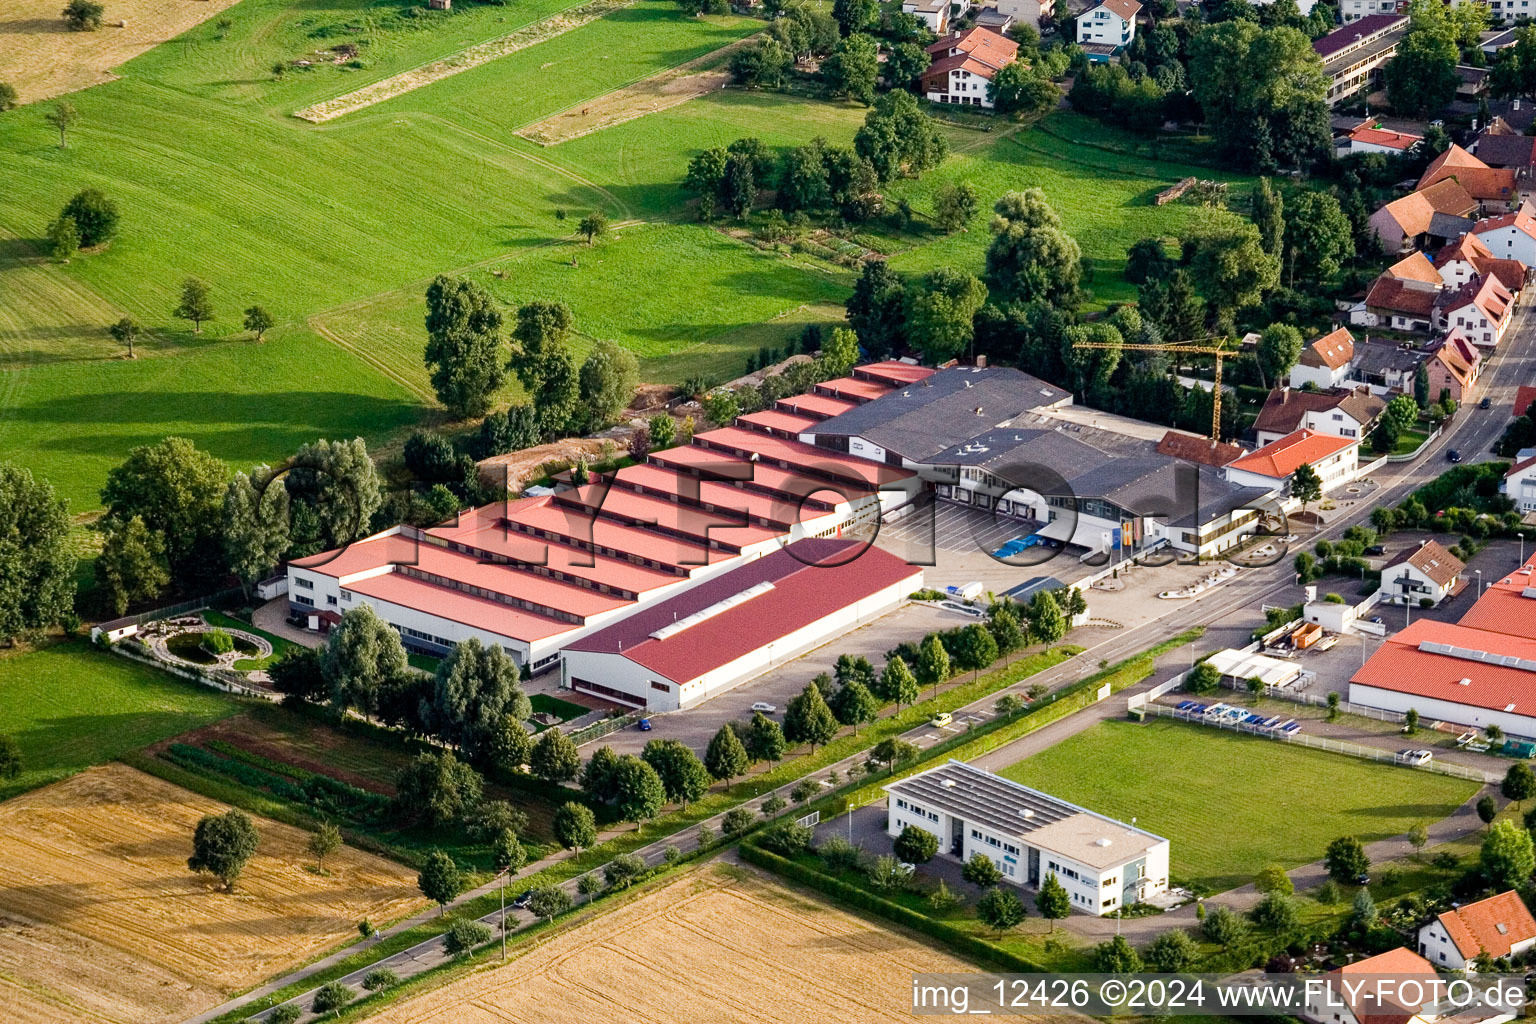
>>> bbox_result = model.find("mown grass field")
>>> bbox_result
[0,641,241,799]
[0,0,1256,511]
[999,718,1478,893]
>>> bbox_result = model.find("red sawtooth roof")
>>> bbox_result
[345,571,579,643]
[1454,554,1536,641]
[856,360,935,386]
[737,408,821,436]
[647,444,860,504]
[609,462,838,527]
[1226,429,1356,479]
[564,539,923,685]
[776,392,860,419]
[691,426,916,488]
[511,499,722,569]
[557,484,783,550]
[815,376,893,402]
[1351,617,1536,715]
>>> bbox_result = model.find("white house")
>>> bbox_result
[1504,452,1536,513]
[1473,203,1536,266]
[1337,0,1404,21]
[1223,429,1361,497]
[920,26,1019,109]
[884,760,1170,917]
[558,539,921,711]
[1383,539,1467,607]
[1077,0,1139,49]
[1418,891,1536,971]
[1339,122,1421,157]
[1302,947,1515,1024]
[1432,232,1530,293]
[995,0,1054,27]
[901,0,972,32]
[1434,273,1517,348]
[1289,328,1356,390]
[1251,386,1385,447]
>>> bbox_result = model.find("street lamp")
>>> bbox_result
[1475,569,1483,599]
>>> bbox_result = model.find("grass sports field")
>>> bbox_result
[999,718,1479,892]
[1,0,1251,512]
[0,763,423,1024]
[361,862,995,1024]
[0,641,240,799]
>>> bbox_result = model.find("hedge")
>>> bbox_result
[740,841,1049,972]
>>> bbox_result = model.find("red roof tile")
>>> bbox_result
[1302,327,1355,370]
[1227,429,1357,479]
[1517,385,1536,417]
[775,392,860,419]
[1351,617,1536,715]
[856,361,935,386]
[1155,431,1246,468]
[1420,145,1519,201]
[1436,891,1536,959]
[815,376,893,402]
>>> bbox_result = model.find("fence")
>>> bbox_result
[92,586,246,638]
[1257,686,1409,724]
[109,641,274,700]
[1138,703,1497,783]
[1386,426,1443,464]
[567,710,644,745]
[1125,668,1189,711]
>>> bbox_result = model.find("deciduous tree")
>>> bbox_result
[611,754,667,826]
[746,711,788,762]
[553,801,598,852]
[95,514,170,615]
[1324,835,1369,883]
[824,33,879,105]
[322,605,408,715]
[933,181,979,234]
[174,277,214,333]
[530,727,582,783]
[1482,819,1536,889]
[47,214,78,261]
[424,275,505,420]
[46,101,79,148]
[62,0,104,31]
[393,750,483,828]
[1035,873,1070,929]
[243,305,275,342]
[642,739,712,805]
[100,436,227,584]
[0,464,74,644]
[188,809,260,890]
[417,849,463,912]
[783,681,840,750]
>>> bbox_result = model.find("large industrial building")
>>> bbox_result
[561,539,922,710]
[885,760,1170,916]
[1350,554,1536,736]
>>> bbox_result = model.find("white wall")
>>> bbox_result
[1475,226,1536,267]
[1077,8,1133,46]
[1349,681,1536,739]
[561,571,921,710]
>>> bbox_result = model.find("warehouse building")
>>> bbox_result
[560,538,922,710]
[884,760,1170,916]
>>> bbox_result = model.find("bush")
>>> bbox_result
[310,981,354,1014]
[759,821,814,856]
[362,967,398,991]
[268,1006,302,1024]
[818,835,863,872]
[722,807,755,836]
[443,917,493,956]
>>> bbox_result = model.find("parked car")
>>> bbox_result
[1395,749,1433,766]
[750,702,777,714]
[1365,545,1385,556]
[930,711,953,728]
[1446,449,1463,463]
[511,890,534,909]
[636,717,652,731]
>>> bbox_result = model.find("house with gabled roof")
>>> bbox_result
[1253,386,1385,446]
[1369,178,1478,254]
[1301,947,1509,1024]
[920,26,1018,108]
[1418,890,1536,970]
[1353,252,1444,332]
[1432,232,1529,293]
[1384,539,1467,607]
[1341,121,1421,157]
[1155,430,1246,468]
[1434,272,1516,347]
[901,0,971,33]
[1418,145,1520,215]
[1472,130,1536,170]
[1290,327,1356,390]
[1472,202,1536,267]
[1504,453,1536,513]
[1077,0,1139,51]
[1425,328,1482,405]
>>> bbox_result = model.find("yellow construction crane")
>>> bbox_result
[1069,339,1232,441]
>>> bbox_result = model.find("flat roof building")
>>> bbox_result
[885,760,1169,916]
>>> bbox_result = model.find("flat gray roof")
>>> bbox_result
[885,760,1167,868]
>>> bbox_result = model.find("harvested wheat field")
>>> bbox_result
[517,37,752,146]
[363,863,1020,1024]
[0,0,244,104]
[0,763,424,1024]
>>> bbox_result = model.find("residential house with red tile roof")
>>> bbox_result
[1302,947,1442,1024]
[1515,384,1536,418]
[1290,327,1356,390]
[561,539,922,710]
[1418,890,1536,970]
[1369,178,1478,254]
[1252,386,1385,446]
[921,26,1019,108]
[1433,272,1516,347]
[1077,0,1140,50]
[1425,328,1482,405]
[1382,538,1467,607]
[1223,429,1360,495]
[1341,122,1421,157]
[1354,252,1445,332]
[1472,202,1536,266]
[1419,145,1521,214]
[1431,232,1529,293]
[1473,130,1536,169]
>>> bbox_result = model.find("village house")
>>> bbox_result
[1252,386,1385,446]
[1367,178,1477,254]
[1505,452,1536,513]
[1433,272,1516,347]
[1425,328,1482,405]
[1431,232,1529,293]
[1339,121,1421,157]
[1472,203,1536,266]
[1383,539,1468,607]
[1076,0,1139,53]
[1417,890,1536,971]
[1302,946,1516,1024]
[920,26,1018,108]
[901,0,971,33]
[993,0,1053,29]
[1348,338,1425,396]
[1353,252,1444,332]
[1337,0,1398,21]
[1289,327,1356,390]
[1223,429,1361,497]
[1314,15,1408,106]
[1472,128,1536,170]
[1419,145,1520,215]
